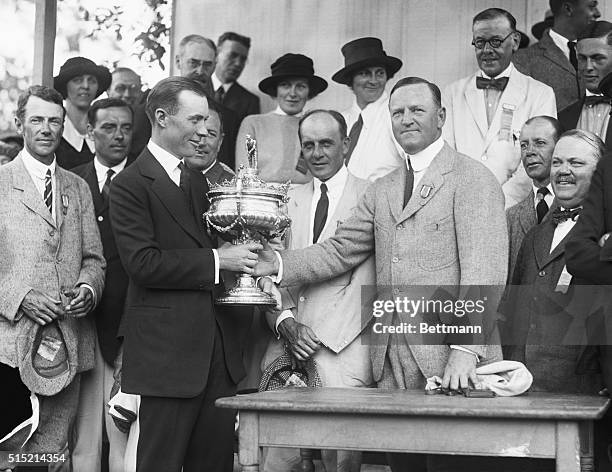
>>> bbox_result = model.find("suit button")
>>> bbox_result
[98,216,104,222]
[393,288,400,295]
[397,224,404,230]
[392,257,399,263]
[538,270,546,277]
[56,257,62,263]
[48,229,55,237]
[481,155,488,161]
[299,296,305,302]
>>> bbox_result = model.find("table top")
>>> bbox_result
[216,388,610,420]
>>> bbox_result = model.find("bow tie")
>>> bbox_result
[476,76,509,91]
[552,207,581,225]
[584,95,612,107]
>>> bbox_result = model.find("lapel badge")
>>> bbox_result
[420,185,433,199]
[61,194,69,215]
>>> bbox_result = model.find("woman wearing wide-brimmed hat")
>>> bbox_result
[53,57,111,169]
[235,53,327,184]
[334,37,404,182]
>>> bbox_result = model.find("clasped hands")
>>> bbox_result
[20,286,94,325]
[217,241,279,275]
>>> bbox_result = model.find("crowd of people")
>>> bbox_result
[2,1,612,471]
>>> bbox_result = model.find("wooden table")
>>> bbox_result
[216,388,609,472]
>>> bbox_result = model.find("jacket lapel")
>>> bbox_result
[289,183,313,248]
[518,190,537,234]
[464,72,489,139]
[12,155,56,228]
[541,32,576,75]
[80,161,105,215]
[139,150,206,246]
[54,167,74,231]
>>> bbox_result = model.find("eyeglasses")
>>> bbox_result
[472,31,515,50]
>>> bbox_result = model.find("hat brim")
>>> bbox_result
[53,64,112,99]
[258,74,328,98]
[332,56,403,85]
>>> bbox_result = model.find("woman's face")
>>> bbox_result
[276,77,310,115]
[66,74,99,109]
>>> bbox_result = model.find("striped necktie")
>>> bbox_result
[101,169,115,204]
[44,169,52,214]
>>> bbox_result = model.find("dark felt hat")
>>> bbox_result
[53,56,112,99]
[332,37,402,85]
[531,10,554,41]
[258,53,328,98]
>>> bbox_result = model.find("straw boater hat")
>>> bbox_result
[332,37,402,85]
[258,53,328,98]
[53,56,112,99]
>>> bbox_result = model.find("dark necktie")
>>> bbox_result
[535,187,550,224]
[215,86,225,103]
[552,207,581,226]
[475,76,509,91]
[312,183,329,243]
[584,95,612,107]
[344,114,363,165]
[403,158,414,208]
[178,161,193,211]
[568,41,578,71]
[44,169,52,214]
[101,169,115,204]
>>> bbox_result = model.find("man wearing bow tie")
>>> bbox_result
[443,7,557,208]
[559,21,612,143]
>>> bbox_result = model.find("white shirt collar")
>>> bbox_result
[94,155,127,185]
[272,105,304,118]
[405,135,444,172]
[481,63,514,80]
[21,147,56,181]
[202,159,218,175]
[147,140,183,176]
[62,115,94,153]
[312,164,348,194]
[212,73,233,93]
[549,28,572,57]
[585,90,602,97]
[349,90,389,120]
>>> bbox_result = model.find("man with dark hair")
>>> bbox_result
[212,31,260,123]
[514,0,600,111]
[506,115,561,277]
[0,85,105,468]
[261,109,374,471]
[559,20,612,143]
[256,76,506,471]
[70,97,134,472]
[443,7,557,208]
[109,76,261,471]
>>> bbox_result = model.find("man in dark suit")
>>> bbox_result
[109,76,262,472]
[212,32,260,124]
[559,21,612,143]
[71,98,134,472]
[507,116,560,277]
[513,0,600,111]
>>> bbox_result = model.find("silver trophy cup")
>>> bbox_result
[205,136,291,306]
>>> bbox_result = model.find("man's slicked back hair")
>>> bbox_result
[145,76,208,125]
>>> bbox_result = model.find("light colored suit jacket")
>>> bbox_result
[279,172,375,353]
[0,154,105,372]
[506,190,537,280]
[442,65,557,208]
[280,143,507,382]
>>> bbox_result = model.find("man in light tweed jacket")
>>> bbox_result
[0,85,105,463]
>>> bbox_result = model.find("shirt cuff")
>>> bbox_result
[79,283,97,306]
[450,345,479,361]
[274,310,294,339]
[275,251,283,283]
[212,249,220,285]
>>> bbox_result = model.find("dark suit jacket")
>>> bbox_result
[513,30,583,112]
[215,101,240,171]
[71,156,135,366]
[204,160,235,185]
[109,147,251,397]
[56,137,94,170]
[222,82,260,124]
[558,98,612,144]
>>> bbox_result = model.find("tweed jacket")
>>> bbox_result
[280,143,507,382]
[442,64,557,208]
[513,30,584,112]
[506,190,537,279]
[0,154,105,372]
[278,172,375,353]
[222,82,260,124]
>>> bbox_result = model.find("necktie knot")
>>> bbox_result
[568,41,578,70]
[537,187,550,198]
[476,76,509,91]
[107,169,115,179]
[552,207,581,225]
[320,183,328,194]
[215,86,225,103]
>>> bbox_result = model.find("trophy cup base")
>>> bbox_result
[215,274,278,307]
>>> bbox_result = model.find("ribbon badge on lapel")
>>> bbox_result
[61,195,69,216]
[420,185,433,199]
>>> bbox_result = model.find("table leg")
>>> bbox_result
[299,449,315,472]
[579,421,595,472]
[239,412,260,472]
[556,421,581,472]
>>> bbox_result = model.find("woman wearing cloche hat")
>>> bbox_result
[53,56,111,169]
[334,37,405,182]
[235,53,327,184]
